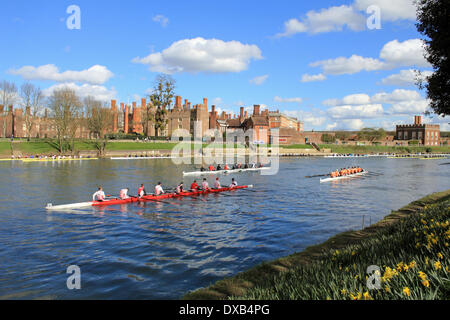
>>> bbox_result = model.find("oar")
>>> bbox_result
[305,173,330,178]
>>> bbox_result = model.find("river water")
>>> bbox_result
[0,157,449,299]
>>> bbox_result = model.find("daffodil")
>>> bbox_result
[403,287,410,297]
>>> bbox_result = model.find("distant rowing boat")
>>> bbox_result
[320,170,368,183]
[324,154,386,158]
[21,157,98,162]
[45,185,253,211]
[110,156,176,160]
[183,167,270,176]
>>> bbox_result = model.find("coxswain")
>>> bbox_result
[229,178,238,188]
[208,165,215,171]
[214,177,221,189]
[138,184,146,198]
[120,188,130,199]
[93,187,106,202]
[190,180,199,191]
[176,182,184,194]
[202,178,210,190]
[155,182,164,195]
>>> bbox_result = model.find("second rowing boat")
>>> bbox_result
[183,167,270,176]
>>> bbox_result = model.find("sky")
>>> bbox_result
[1,0,449,131]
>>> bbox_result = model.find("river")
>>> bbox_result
[0,156,449,299]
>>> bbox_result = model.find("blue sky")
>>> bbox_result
[1,0,448,131]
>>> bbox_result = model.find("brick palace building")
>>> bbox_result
[395,116,441,146]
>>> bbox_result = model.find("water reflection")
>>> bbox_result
[0,157,448,299]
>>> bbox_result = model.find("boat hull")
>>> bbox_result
[183,167,269,176]
[320,171,368,183]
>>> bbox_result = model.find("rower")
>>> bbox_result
[237,163,242,169]
[176,182,184,194]
[208,165,215,171]
[230,178,238,188]
[93,187,106,202]
[155,182,165,195]
[224,164,229,170]
[138,184,146,198]
[217,164,222,171]
[200,166,206,172]
[214,177,221,189]
[244,163,249,169]
[120,188,130,199]
[202,178,210,190]
[190,180,199,191]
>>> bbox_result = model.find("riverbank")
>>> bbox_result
[183,189,450,300]
[1,139,450,159]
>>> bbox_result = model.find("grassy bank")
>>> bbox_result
[0,142,11,157]
[184,190,450,300]
[319,144,450,154]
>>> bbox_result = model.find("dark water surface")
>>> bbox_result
[0,157,449,299]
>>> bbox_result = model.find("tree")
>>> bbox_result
[20,82,43,141]
[148,74,176,137]
[141,101,154,137]
[47,87,82,153]
[321,133,336,143]
[85,96,113,156]
[0,80,18,137]
[416,0,450,116]
[357,128,386,141]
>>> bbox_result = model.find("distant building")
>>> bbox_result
[395,116,441,146]
[0,97,304,143]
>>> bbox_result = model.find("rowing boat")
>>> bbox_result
[110,156,176,160]
[183,167,270,176]
[45,185,253,211]
[320,171,368,183]
[21,157,98,162]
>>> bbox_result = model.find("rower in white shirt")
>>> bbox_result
[214,177,221,189]
[229,178,238,188]
[155,182,165,195]
[202,178,210,190]
[120,188,130,199]
[92,187,106,201]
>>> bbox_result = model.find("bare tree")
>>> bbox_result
[85,96,113,156]
[47,87,82,153]
[148,74,176,137]
[141,101,154,137]
[20,82,43,141]
[0,80,18,137]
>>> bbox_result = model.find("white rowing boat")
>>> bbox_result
[183,167,270,176]
[110,156,176,160]
[320,170,368,183]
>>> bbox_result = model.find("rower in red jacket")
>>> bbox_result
[208,165,215,171]
[190,180,199,191]
[138,184,146,198]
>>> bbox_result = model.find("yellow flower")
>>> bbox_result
[434,261,442,270]
[421,280,430,288]
[409,261,416,269]
[341,289,347,295]
[418,271,427,281]
[403,287,410,297]
[437,252,443,260]
[363,291,371,300]
[385,286,390,293]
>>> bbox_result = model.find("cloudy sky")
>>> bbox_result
[1,0,448,131]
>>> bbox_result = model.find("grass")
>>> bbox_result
[183,189,450,300]
[281,144,313,149]
[0,142,11,157]
[319,144,450,154]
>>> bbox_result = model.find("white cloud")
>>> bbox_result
[249,74,269,86]
[380,39,430,68]
[388,100,430,115]
[310,55,386,75]
[42,82,116,102]
[381,69,433,86]
[132,37,262,74]
[276,5,365,37]
[372,89,422,104]
[326,119,365,131]
[328,104,385,119]
[211,97,223,105]
[308,39,429,76]
[324,93,371,106]
[354,0,417,21]
[301,73,326,82]
[9,64,114,85]
[274,96,302,104]
[152,14,169,27]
